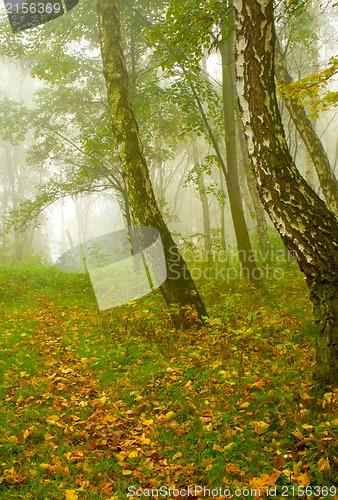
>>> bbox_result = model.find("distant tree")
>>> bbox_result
[148,0,259,278]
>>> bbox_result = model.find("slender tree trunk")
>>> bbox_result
[275,40,338,216]
[97,0,207,325]
[198,170,212,254]
[234,0,338,387]
[220,18,258,279]
[192,144,212,254]
[219,168,227,250]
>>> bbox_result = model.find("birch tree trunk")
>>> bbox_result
[234,0,338,386]
[97,0,207,325]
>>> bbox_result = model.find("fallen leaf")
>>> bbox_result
[295,472,310,487]
[65,491,78,500]
[253,421,270,434]
[272,453,286,469]
[226,463,240,475]
[291,428,304,440]
[318,457,330,473]
[250,379,265,390]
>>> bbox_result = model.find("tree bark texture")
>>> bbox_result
[97,0,207,325]
[234,0,338,386]
[275,40,338,216]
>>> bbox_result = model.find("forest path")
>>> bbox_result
[0,288,337,499]
[0,298,194,499]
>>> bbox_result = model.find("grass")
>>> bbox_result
[0,261,337,499]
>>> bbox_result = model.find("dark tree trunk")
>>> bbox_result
[219,168,227,250]
[275,40,338,216]
[237,123,271,256]
[97,0,207,325]
[234,0,338,387]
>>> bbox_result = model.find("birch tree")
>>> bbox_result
[234,0,338,386]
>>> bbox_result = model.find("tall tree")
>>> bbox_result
[96,0,207,324]
[219,16,257,278]
[234,0,338,386]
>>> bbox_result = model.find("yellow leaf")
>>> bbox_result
[253,421,270,434]
[302,424,314,431]
[129,451,138,458]
[100,481,113,494]
[142,419,153,426]
[240,401,250,408]
[46,415,60,425]
[122,470,133,476]
[172,452,182,460]
[251,474,269,490]
[318,457,330,473]
[138,434,151,445]
[295,472,310,487]
[165,411,175,419]
[65,491,78,500]
[40,463,51,470]
[267,469,281,485]
[223,442,234,450]
[250,379,265,390]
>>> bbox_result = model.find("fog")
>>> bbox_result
[0,0,337,266]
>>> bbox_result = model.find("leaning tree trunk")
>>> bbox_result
[97,0,207,325]
[234,0,338,387]
[275,40,338,216]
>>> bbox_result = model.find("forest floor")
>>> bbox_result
[0,263,337,500]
